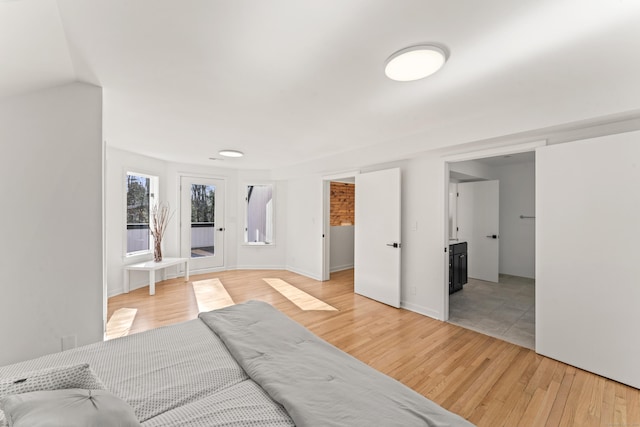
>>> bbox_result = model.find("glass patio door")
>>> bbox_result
[180,176,225,271]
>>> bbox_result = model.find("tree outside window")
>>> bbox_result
[126,172,156,255]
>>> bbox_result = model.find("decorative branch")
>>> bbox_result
[150,202,173,261]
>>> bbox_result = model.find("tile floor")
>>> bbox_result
[448,274,535,349]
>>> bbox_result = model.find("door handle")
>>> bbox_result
[485,234,498,239]
[386,242,402,248]
[217,227,225,231]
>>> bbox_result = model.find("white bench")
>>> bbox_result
[124,257,190,296]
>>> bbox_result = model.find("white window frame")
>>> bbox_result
[124,171,159,257]
[243,183,275,245]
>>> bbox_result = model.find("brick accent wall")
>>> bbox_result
[330,182,355,226]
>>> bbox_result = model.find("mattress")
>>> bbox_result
[0,301,474,426]
[0,318,292,426]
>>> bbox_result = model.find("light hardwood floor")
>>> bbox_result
[108,269,640,427]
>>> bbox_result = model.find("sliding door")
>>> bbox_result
[536,132,640,388]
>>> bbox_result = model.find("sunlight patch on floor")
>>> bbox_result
[106,308,137,340]
[263,278,338,311]
[192,278,235,312]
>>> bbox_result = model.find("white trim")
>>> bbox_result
[441,140,544,323]
[242,181,276,245]
[321,171,359,281]
[123,169,159,257]
[442,161,450,321]
[401,302,441,320]
[102,139,107,338]
[187,266,227,276]
[178,174,228,270]
[442,140,547,163]
[330,264,354,273]
[321,180,331,281]
[322,170,360,181]
[285,265,323,281]
[177,172,228,180]
[233,264,286,270]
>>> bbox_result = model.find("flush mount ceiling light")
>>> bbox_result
[218,149,244,158]
[384,44,448,82]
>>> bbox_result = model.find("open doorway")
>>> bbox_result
[322,178,356,280]
[322,168,402,308]
[447,151,536,348]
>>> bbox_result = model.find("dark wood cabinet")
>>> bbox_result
[449,242,467,294]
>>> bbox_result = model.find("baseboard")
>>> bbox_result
[188,266,227,278]
[109,265,322,298]
[285,265,323,281]
[107,287,124,298]
[330,264,354,273]
[233,265,287,271]
[401,301,442,321]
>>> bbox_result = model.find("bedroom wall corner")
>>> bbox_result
[0,82,104,365]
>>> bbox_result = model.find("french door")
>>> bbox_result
[180,176,225,271]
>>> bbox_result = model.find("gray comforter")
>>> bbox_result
[199,300,475,427]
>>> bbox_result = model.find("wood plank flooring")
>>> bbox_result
[107,269,640,427]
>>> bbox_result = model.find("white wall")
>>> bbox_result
[492,161,536,278]
[330,226,354,272]
[536,133,640,389]
[0,83,103,365]
[105,147,167,296]
[400,155,447,318]
[105,149,289,296]
[283,158,447,316]
[285,176,324,280]
[164,161,240,275]
[236,171,287,270]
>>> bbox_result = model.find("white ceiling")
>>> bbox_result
[3,0,640,172]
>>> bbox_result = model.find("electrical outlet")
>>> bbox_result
[410,286,417,296]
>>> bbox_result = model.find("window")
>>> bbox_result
[190,183,215,257]
[126,172,158,255]
[244,184,273,244]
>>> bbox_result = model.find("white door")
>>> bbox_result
[457,180,499,282]
[354,168,401,308]
[537,135,640,389]
[180,176,225,271]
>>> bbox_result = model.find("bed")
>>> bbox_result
[0,300,474,426]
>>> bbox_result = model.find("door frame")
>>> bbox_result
[177,173,228,274]
[321,171,360,281]
[441,140,545,321]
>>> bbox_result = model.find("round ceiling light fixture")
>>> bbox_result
[218,149,244,158]
[384,44,448,82]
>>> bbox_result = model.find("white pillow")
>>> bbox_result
[0,364,105,427]
[1,389,141,427]
[0,364,105,396]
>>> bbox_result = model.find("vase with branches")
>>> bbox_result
[150,202,173,262]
